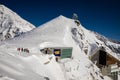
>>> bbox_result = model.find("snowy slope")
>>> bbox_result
[0,15,120,80]
[0,5,35,41]
[0,16,111,80]
[93,31,120,54]
[0,46,48,80]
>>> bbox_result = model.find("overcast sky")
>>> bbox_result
[0,0,120,41]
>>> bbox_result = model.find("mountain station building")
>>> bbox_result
[90,47,120,80]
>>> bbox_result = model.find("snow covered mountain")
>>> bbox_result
[92,31,120,54]
[5,15,120,57]
[0,5,35,41]
[0,15,119,80]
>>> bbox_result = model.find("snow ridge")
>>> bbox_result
[0,5,35,41]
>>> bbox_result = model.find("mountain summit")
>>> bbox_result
[1,15,119,80]
[0,5,35,41]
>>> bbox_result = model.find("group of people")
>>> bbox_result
[17,48,29,53]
